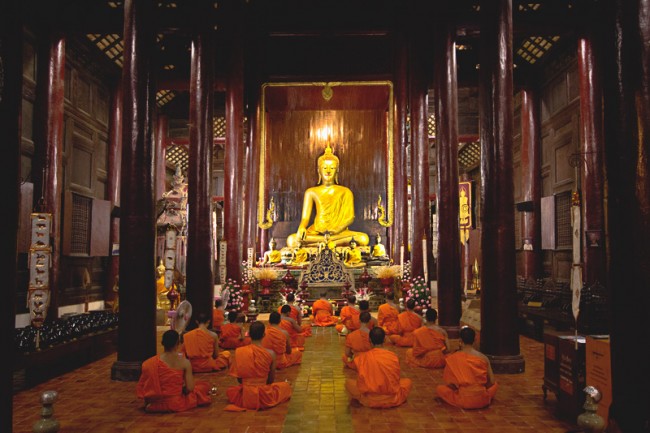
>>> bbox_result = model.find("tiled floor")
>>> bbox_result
[12,318,580,433]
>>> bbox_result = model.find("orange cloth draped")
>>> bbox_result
[212,309,225,332]
[262,326,302,369]
[156,276,167,294]
[377,304,401,335]
[278,319,306,350]
[220,324,251,349]
[435,352,499,409]
[226,345,292,411]
[311,299,338,327]
[405,327,446,369]
[182,328,230,372]
[335,306,360,333]
[278,304,312,336]
[341,329,372,370]
[136,356,211,413]
[388,311,422,347]
[345,348,412,408]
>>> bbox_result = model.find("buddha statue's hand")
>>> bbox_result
[297,226,307,241]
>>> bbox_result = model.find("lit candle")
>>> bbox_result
[400,245,405,276]
[422,237,428,282]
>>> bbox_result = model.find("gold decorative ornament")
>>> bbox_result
[258,196,275,230]
[322,83,333,101]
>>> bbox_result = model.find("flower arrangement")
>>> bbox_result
[352,286,373,301]
[405,275,431,311]
[402,260,412,282]
[373,265,402,279]
[223,278,244,312]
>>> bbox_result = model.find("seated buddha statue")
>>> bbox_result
[291,239,310,267]
[262,238,282,266]
[343,238,365,268]
[369,233,390,264]
[286,143,369,249]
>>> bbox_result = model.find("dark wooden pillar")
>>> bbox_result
[106,83,123,304]
[155,114,168,199]
[224,2,244,281]
[243,87,261,263]
[0,1,22,427]
[112,0,156,381]
[391,15,409,265]
[602,0,650,430]
[433,21,462,332]
[33,32,65,319]
[578,35,607,286]
[520,87,542,280]
[186,32,215,321]
[478,0,524,373]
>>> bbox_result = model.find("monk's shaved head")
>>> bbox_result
[249,321,266,340]
[369,327,386,345]
[269,311,281,324]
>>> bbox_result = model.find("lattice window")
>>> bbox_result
[516,36,560,65]
[213,116,226,138]
[555,191,572,249]
[86,34,124,67]
[156,90,176,108]
[166,144,189,172]
[71,193,92,255]
[427,114,436,138]
[458,141,480,171]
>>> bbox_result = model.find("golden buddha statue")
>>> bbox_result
[262,238,282,266]
[291,239,310,267]
[371,233,388,259]
[343,238,365,267]
[286,143,369,248]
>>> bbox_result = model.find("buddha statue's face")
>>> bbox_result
[318,158,338,185]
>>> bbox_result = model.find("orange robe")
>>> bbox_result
[136,355,211,413]
[220,324,251,349]
[435,352,499,409]
[279,318,306,350]
[278,304,312,336]
[226,344,293,411]
[212,309,225,333]
[388,310,422,347]
[336,305,360,333]
[405,327,446,369]
[378,303,401,335]
[182,328,230,372]
[341,329,372,370]
[262,326,302,369]
[345,348,412,408]
[311,299,338,327]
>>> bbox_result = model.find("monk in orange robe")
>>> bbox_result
[357,299,378,329]
[212,299,225,334]
[262,312,302,369]
[336,295,360,334]
[388,298,423,347]
[181,312,230,372]
[345,327,412,408]
[220,311,251,349]
[278,293,312,336]
[378,292,401,335]
[342,311,373,370]
[137,330,212,412]
[405,308,449,369]
[436,326,498,409]
[279,305,307,350]
[226,321,293,411]
[311,292,338,327]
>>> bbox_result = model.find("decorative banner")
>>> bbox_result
[164,226,177,290]
[571,202,582,322]
[28,213,52,327]
[219,241,227,283]
[459,181,472,244]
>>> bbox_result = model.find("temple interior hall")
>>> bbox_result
[2,0,650,432]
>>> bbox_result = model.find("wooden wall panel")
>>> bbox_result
[90,199,111,257]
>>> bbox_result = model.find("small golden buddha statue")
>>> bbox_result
[371,233,388,259]
[343,238,365,267]
[291,239,310,267]
[262,238,282,266]
[286,143,369,249]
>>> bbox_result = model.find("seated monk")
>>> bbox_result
[342,311,373,370]
[436,326,498,409]
[182,312,230,372]
[262,312,302,369]
[278,293,312,336]
[389,299,424,347]
[226,321,293,411]
[137,330,212,412]
[345,327,413,408]
[286,143,369,249]
[343,238,365,267]
[279,305,307,350]
[378,292,401,335]
[311,292,338,327]
[358,300,378,329]
[262,238,282,266]
[405,308,449,369]
[212,299,225,334]
[220,311,252,349]
[336,295,360,334]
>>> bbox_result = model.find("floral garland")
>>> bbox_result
[405,275,431,312]
[223,278,244,312]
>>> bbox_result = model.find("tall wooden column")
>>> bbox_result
[106,83,123,304]
[602,0,650,430]
[155,114,168,199]
[186,32,215,320]
[112,0,156,381]
[0,1,22,427]
[33,32,65,319]
[578,35,607,286]
[433,21,462,332]
[243,87,261,263]
[520,87,542,280]
[478,0,524,373]
[224,7,244,282]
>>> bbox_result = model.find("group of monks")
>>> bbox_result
[136,290,498,413]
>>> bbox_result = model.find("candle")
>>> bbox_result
[422,237,428,282]
[400,245,405,276]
